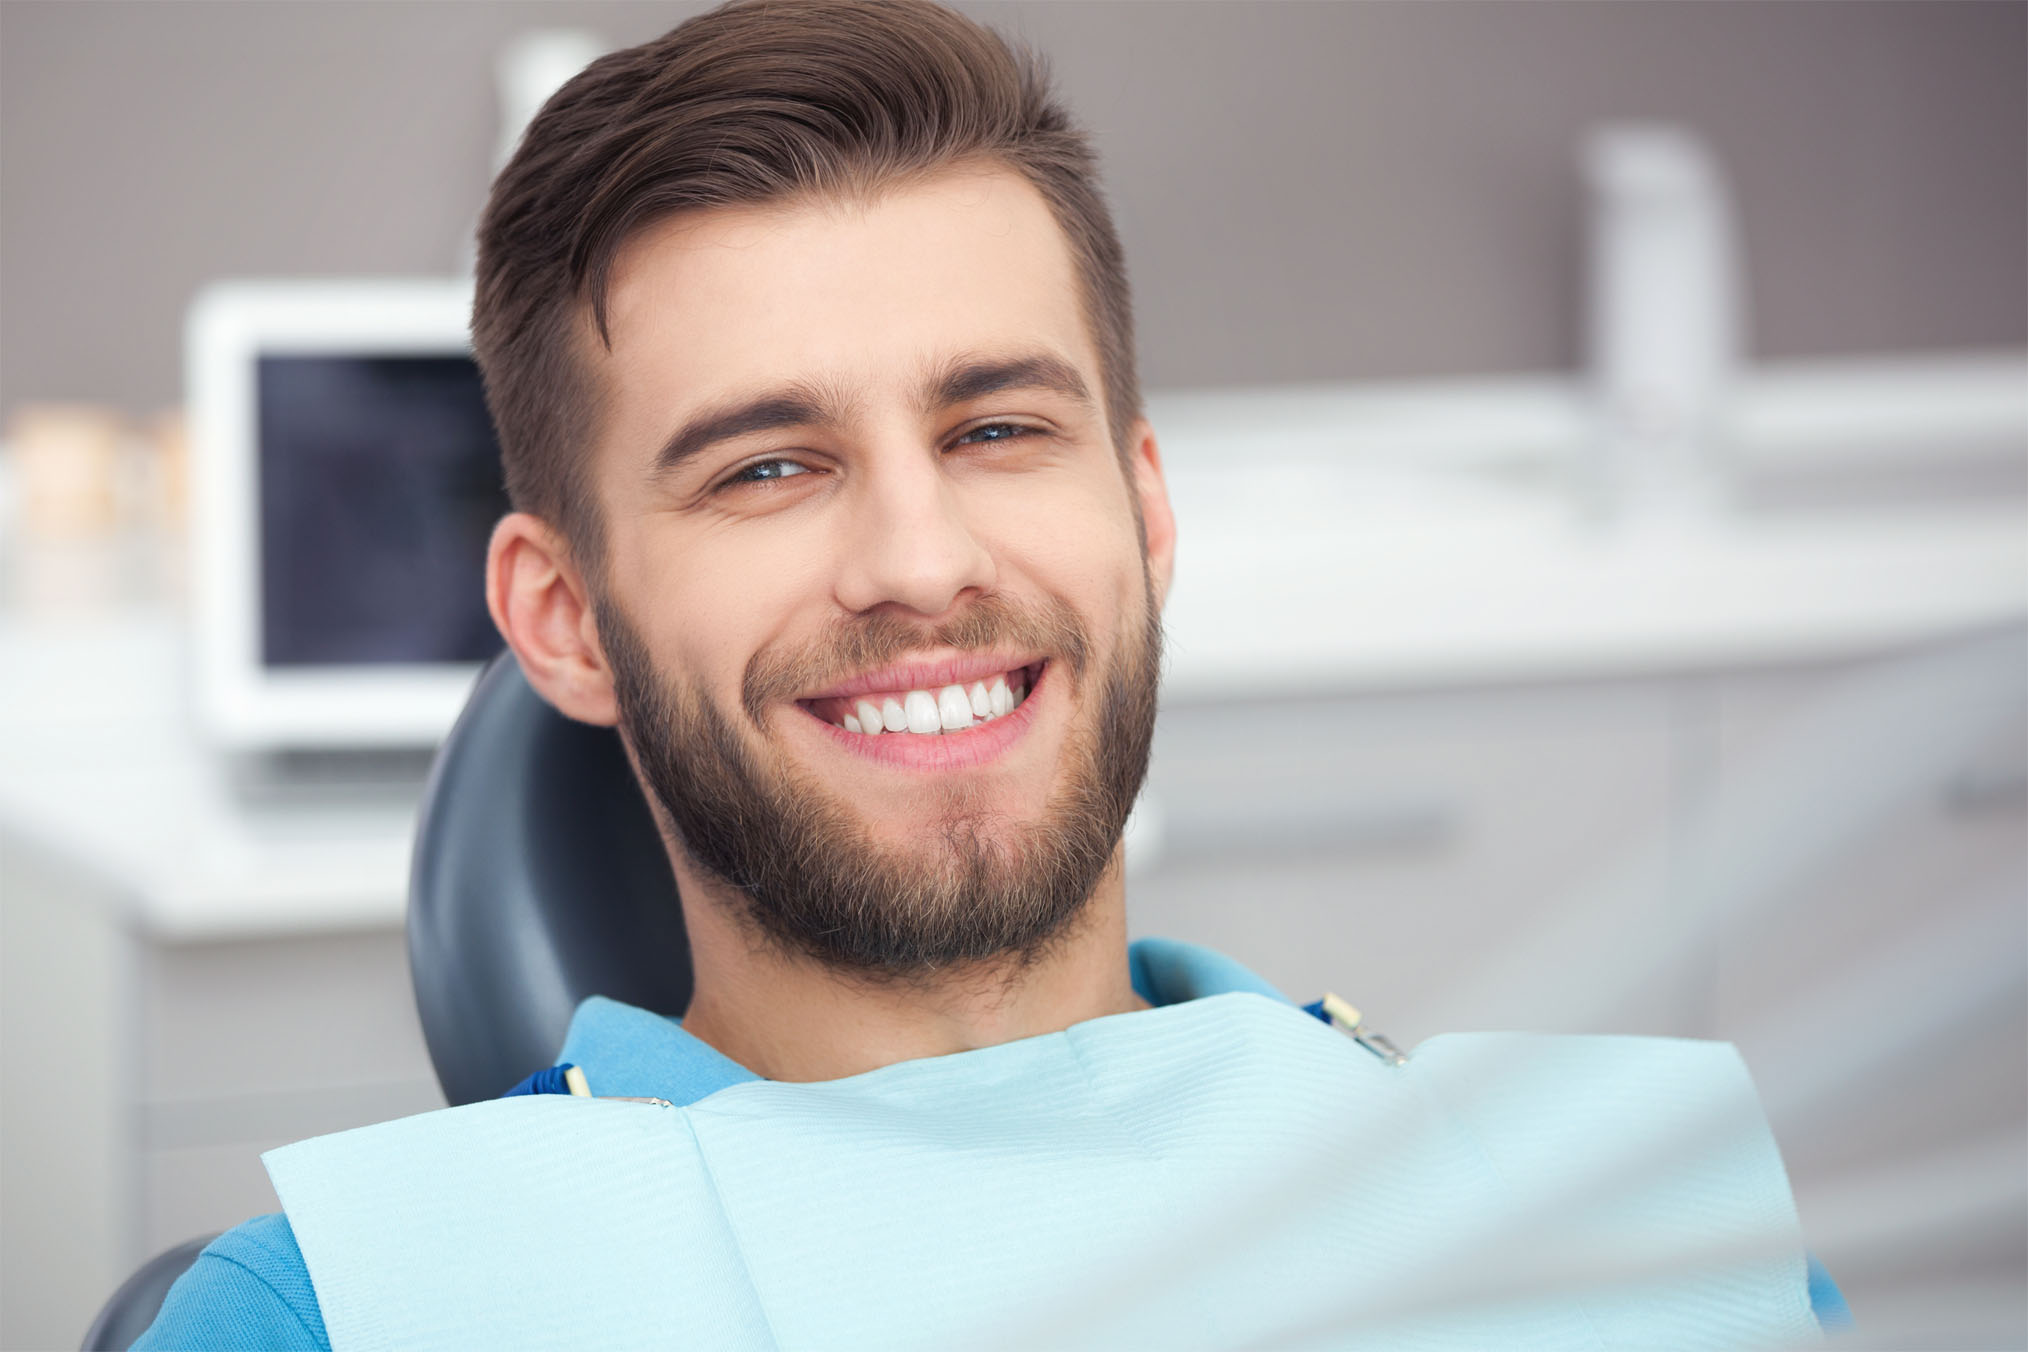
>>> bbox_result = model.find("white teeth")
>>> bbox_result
[938,685,975,731]
[904,689,941,735]
[838,672,1034,737]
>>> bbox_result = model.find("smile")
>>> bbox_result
[800,661,1041,736]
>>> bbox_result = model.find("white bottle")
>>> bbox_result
[1582,124,1745,524]
[456,30,609,276]
[493,30,610,173]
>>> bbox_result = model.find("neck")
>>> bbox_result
[673,855,1146,1083]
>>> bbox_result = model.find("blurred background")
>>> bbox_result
[1,2,2022,1349]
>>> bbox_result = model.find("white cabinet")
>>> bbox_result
[0,873,437,1347]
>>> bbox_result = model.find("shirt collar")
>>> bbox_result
[557,937,1291,1106]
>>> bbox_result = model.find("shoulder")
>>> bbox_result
[132,1213,328,1351]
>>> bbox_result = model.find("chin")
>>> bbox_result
[850,781,1057,851]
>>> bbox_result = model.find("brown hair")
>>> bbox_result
[472,0,1139,565]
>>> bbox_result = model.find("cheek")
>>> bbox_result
[966,470,1145,611]
[614,526,825,705]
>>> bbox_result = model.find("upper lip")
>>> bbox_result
[799,652,1043,702]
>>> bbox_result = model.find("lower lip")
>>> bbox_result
[800,664,1048,771]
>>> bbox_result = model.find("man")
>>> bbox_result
[139,3,1839,1347]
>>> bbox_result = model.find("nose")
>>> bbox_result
[832,450,996,619]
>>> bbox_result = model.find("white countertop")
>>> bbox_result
[1147,348,2027,696]
[1,610,419,939]
[1160,490,2027,700]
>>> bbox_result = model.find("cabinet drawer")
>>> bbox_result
[140,927,437,1103]
[1132,679,1684,1046]
[1711,633,2028,1171]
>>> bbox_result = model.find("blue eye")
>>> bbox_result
[958,422,1033,445]
[728,459,810,484]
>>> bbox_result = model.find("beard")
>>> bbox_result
[596,583,1162,980]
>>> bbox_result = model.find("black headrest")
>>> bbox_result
[408,653,693,1106]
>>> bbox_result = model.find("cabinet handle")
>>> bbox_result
[1145,798,1459,862]
[1943,766,2028,819]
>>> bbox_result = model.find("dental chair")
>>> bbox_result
[82,654,690,1350]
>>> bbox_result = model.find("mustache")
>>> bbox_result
[741,592,1092,724]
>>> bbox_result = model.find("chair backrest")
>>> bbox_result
[408,651,694,1106]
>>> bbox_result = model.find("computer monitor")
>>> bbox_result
[188,280,510,751]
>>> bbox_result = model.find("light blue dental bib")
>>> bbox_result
[265,994,1820,1351]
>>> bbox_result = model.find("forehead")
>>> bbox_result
[594,166,1098,454]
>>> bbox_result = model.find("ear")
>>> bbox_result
[486,512,619,726]
[1125,418,1177,608]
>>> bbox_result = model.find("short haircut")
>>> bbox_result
[472,0,1140,567]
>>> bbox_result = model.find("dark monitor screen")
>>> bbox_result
[257,354,510,667]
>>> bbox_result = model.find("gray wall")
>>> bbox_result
[2,0,2023,419]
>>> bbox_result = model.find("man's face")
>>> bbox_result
[581,166,1173,975]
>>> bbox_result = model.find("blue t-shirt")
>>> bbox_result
[133,940,1847,1348]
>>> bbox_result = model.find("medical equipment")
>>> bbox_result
[186,279,506,752]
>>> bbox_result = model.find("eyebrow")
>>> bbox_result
[921,352,1095,416]
[648,350,1096,480]
[650,386,848,479]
